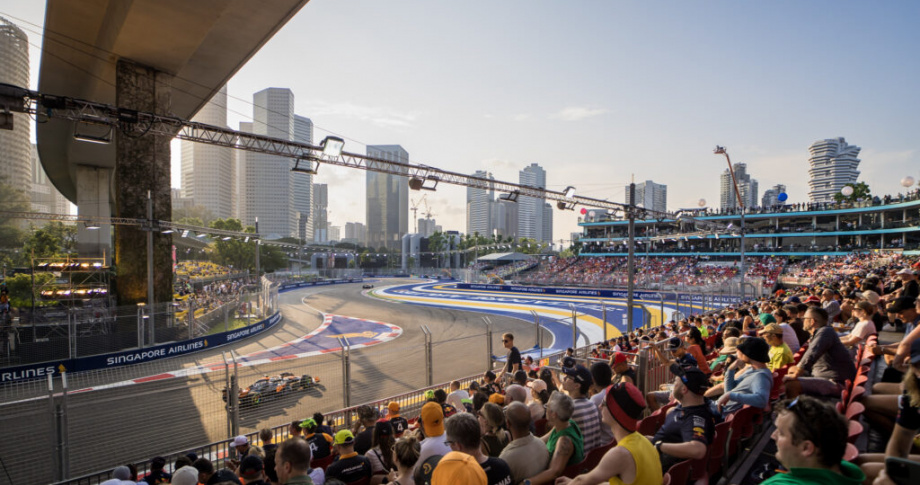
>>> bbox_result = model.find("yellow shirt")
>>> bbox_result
[768,343,793,371]
[608,432,663,485]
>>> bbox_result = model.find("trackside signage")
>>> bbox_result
[278,278,363,292]
[459,284,742,306]
[0,312,282,384]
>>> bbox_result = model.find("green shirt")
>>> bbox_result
[284,475,315,485]
[547,419,584,466]
[762,461,865,485]
[710,354,729,371]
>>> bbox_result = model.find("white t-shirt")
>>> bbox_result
[417,433,451,471]
[851,319,877,342]
[446,389,469,411]
[778,323,800,353]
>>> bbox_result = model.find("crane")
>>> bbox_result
[410,194,428,234]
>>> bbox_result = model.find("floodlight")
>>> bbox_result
[291,159,318,174]
[181,230,190,238]
[320,136,345,157]
[84,222,100,230]
[161,228,174,234]
[499,190,519,202]
[563,186,576,199]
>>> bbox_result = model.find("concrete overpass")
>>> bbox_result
[36,0,310,305]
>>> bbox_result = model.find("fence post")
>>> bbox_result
[49,373,60,482]
[225,304,230,333]
[230,351,240,438]
[60,371,70,479]
[569,304,578,350]
[423,325,433,387]
[601,300,607,343]
[148,303,156,345]
[339,337,351,408]
[530,311,542,361]
[483,317,493,371]
[659,294,665,327]
[188,301,195,339]
[137,304,145,348]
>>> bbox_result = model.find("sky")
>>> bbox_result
[3,0,920,244]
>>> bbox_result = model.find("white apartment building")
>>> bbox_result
[807,138,861,202]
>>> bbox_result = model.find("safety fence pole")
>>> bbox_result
[569,304,579,351]
[422,325,433,387]
[483,317,493,371]
[339,337,351,408]
[188,301,195,339]
[230,351,240,438]
[601,300,607,343]
[137,304,145,348]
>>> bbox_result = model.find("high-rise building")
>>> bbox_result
[171,188,194,212]
[807,138,861,202]
[493,199,518,240]
[245,88,295,237]
[181,85,234,219]
[0,18,32,202]
[234,121,253,221]
[418,217,440,237]
[518,163,548,242]
[292,115,314,241]
[467,170,494,237]
[345,222,366,244]
[30,145,71,216]
[312,183,328,243]
[542,202,554,244]
[366,145,409,250]
[328,225,341,242]
[762,184,787,207]
[720,163,759,209]
[628,180,667,213]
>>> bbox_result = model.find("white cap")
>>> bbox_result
[233,435,248,446]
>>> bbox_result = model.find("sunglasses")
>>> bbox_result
[502,339,510,343]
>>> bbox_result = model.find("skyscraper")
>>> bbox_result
[762,184,787,207]
[245,88,295,237]
[181,85,234,219]
[542,202,554,243]
[292,115,313,241]
[720,163,759,209]
[366,145,409,250]
[234,121,252,221]
[467,170,494,237]
[628,180,668,213]
[493,199,518,240]
[518,163,547,242]
[312,183,328,243]
[807,138,861,202]
[345,222,366,244]
[0,18,32,200]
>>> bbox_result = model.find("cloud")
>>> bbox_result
[307,100,420,128]
[552,106,607,121]
[512,113,532,121]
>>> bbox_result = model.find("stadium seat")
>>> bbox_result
[848,386,866,405]
[727,406,759,456]
[665,459,692,485]
[844,443,859,462]
[662,472,672,485]
[847,420,863,444]
[845,401,865,421]
[310,454,335,471]
[707,421,732,477]
[561,440,615,478]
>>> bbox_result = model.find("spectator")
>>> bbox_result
[888,297,920,371]
[784,304,811,345]
[431,451,487,485]
[314,412,335,437]
[759,323,794,371]
[822,289,842,322]
[353,405,378,455]
[512,370,529,387]
[289,420,303,440]
[528,392,584,484]
[772,309,801,353]
[588,361,615,446]
[685,328,712,375]
[539,368,560,395]
[561,364,602,453]
[444,412,514,485]
[142,456,170,484]
[300,418,334,460]
[233,435,265,462]
[326,430,372,484]
[417,401,451,466]
[238,455,269,485]
[718,337,773,414]
[274,438,316,485]
[478,402,511,457]
[710,336,739,373]
[610,352,636,385]
[651,365,717,470]
[762,396,865,484]
[170,466,199,485]
[556,383,661,485]
[446,380,469,412]
[527,379,549,421]
[859,290,888,334]
[482,371,502,396]
[785,307,857,399]
[385,436,420,485]
[364,420,395,484]
[648,338,700,411]
[433,389,458,418]
[194,458,240,485]
[260,429,278,457]
[497,332,522,383]
[503,384,528,405]
[499,402,550,483]
[840,300,878,349]
[387,402,409,438]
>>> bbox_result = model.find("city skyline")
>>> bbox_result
[4,2,920,242]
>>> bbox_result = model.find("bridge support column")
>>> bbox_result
[114,59,173,306]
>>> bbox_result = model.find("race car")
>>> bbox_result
[223,372,320,407]
[362,283,374,289]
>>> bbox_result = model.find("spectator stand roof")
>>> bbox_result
[475,252,533,263]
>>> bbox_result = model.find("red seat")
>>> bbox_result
[534,418,548,437]
[769,371,785,402]
[662,472,672,485]
[854,374,869,388]
[849,386,866,405]
[727,406,759,456]
[310,453,335,471]
[665,459,692,485]
[637,415,660,436]
[844,443,859,462]
[845,401,865,421]
[707,421,732,477]
[847,420,864,444]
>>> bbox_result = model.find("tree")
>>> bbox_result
[19,222,78,264]
[0,175,28,261]
[173,205,215,226]
[833,182,871,203]
[208,218,255,271]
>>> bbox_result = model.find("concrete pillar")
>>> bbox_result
[114,60,173,306]
[75,165,113,264]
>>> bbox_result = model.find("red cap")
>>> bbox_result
[604,382,646,432]
[612,352,628,365]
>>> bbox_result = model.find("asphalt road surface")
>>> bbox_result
[0,279,546,484]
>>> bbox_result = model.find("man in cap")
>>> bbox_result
[417,401,452,466]
[556,383,662,485]
[650,364,718,470]
[387,401,409,437]
[274,438,315,485]
[561,364,602,453]
[169,466,199,485]
[647,337,699,412]
[194,458,241,485]
[892,267,919,300]
[759,323,794,371]
[431,451,488,485]
[232,435,264,463]
[499,402,550,483]
[610,352,636,385]
[444,412,513,485]
[237,455,269,485]
[299,418,334,460]
[717,337,773,415]
[785,307,857,399]
[325,430,372,483]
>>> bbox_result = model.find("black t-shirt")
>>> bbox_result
[789,319,810,345]
[871,312,887,334]
[306,432,333,459]
[896,390,920,431]
[904,280,920,299]
[506,346,522,373]
[480,456,513,485]
[355,425,375,455]
[326,453,372,483]
[653,402,717,469]
[389,416,409,437]
[676,353,698,368]
[617,368,637,384]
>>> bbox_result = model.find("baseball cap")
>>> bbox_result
[783,296,801,304]
[758,323,784,336]
[561,364,592,385]
[334,429,355,445]
[612,352,628,365]
[670,363,711,395]
[388,401,400,415]
[910,338,920,365]
[758,313,777,325]
[804,295,821,304]
[232,435,248,447]
[603,382,647,432]
[720,337,740,355]
[421,401,445,437]
[527,379,547,393]
[414,454,443,485]
[737,337,770,364]
[488,393,505,405]
[431,451,487,485]
[238,455,263,479]
[171,466,199,485]
[860,290,880,306]
[562,356,576,369]
[299,418,316,430]
[666,337,683,351]
[888,296,917,313]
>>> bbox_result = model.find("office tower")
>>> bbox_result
[418,217,438,237]
[366,145,409,250]
[720,163,759,209]
[762,184,787,207]
[30,145,71,216]
[627,180,667,213]
[171,188,194,212]
[312,183,328,243]
[180,85,234,220]
[807,138,861,202]
[328,225,341,241]
[345,222,366,244]
[244,88,295,237]
[542,202,553,243]
[292,114,313,241]
[233,121,253,221]
[493,199,518,240]
[0,18,32,199]
[467,170,494,237]
[517,163,547,242]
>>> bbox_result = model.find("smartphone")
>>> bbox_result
[886,457,920,485]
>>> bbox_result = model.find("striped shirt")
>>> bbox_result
[571,397,601,453]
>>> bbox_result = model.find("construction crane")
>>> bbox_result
[410,194,428,234]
